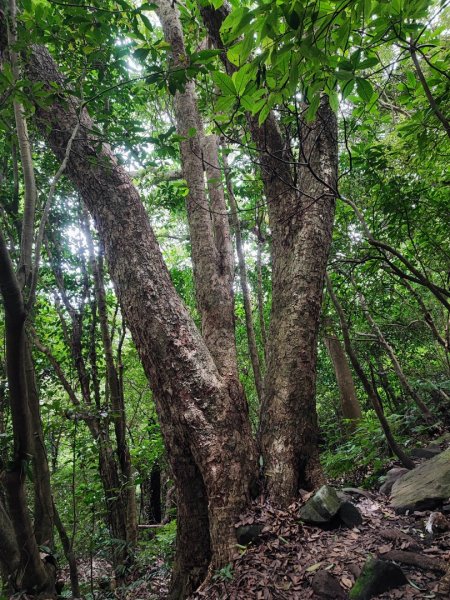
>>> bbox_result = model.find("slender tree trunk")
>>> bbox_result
[323,332,362,428]
[52,500,80,598]
[83,212,137,545]
[0,231,54,594]
[326,275,415,470]
[6,0,36,289]
[355,282,433,422]
[256,239,268,358]
[222,148,264,404]
[26,44,258,596]
[24,343,54,547]
[155,0,239,393]
[200,4,338,503]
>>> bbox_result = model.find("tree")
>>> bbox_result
[25,43,258,597]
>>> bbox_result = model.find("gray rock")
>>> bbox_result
[349,557,407,600]
[312,570,347,598]
[338,501,363,528]
[391,447,450,512]
[379,467,408,495]
[410,446,441,460]
[299,485,342,524]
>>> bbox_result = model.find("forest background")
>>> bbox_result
[0,0,449,598]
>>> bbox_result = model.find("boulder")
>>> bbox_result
[379,467,408,495]
[312,570,347,598]
[391,447,450,512]
[299,485,342,524]
[349,557,407,600]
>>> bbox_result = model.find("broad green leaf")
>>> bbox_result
[212,71,236,96]
[356,77,373,103]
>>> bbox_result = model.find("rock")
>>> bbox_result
[349,557,407,600]
[312,570,347,598]
[391,447,450,512]
[299,485,342,524]
[379,467,408,495]
[410,446,441,460]
[433,432,450,445]
[338,501,363,528]
[235,524,263,545]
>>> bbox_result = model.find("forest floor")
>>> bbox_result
[77,487,450,599]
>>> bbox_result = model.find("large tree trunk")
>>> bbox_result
[200,4,337,504]
[25,44,258,596]
[257,103,337,501]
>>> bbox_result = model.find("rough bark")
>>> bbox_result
[26,44,258,595]
[259,101,337,501]
[201,2,338,503]
[155,0,239,391]
[323,332,362,427]
[326,275,415,470]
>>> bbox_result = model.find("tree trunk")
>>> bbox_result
[258,102,337,501]
[26,44,258,595]
[326,275,415,470]
[323,332,362,427]
[0,231,55,594]
[53,500,81,598]
[83,213,137,545]
[200,4,337,503]
[155,0,239,393]
[222,148,264,404]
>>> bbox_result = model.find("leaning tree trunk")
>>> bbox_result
[200,3,337,504]
[25,44,258,597]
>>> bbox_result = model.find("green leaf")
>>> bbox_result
[227,36,253,67]
[232,65,252,96]
[356,78,373,103]
[305,94,320,122]
[258,102,271,125]
[211,71,236,96]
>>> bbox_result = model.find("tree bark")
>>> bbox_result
[155,0,239,392]
[323,331,362,427]
[0,230,54,594]
[200,3,338,503]
[26,44,258,596]
[326,275,415,470]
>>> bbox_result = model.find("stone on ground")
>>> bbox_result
[299,485,342,524]
[338,501,363,528]
[391,447,450,512]
[235,524,263,545]
[379,467,408,495]
[349,557,407,600]
[312,570,347,598]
